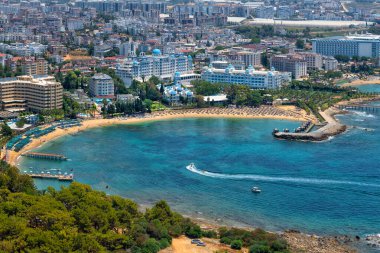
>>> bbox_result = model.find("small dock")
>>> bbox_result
[337,104,380,113]
[22,152,68,161]
[24,172,73,181]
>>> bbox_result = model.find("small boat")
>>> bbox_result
[251,187,261,193]
[187,163,196,170]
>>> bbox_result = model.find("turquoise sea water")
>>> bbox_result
[356,84,380,93]
[18,108,380,243]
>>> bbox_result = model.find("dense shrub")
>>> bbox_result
[231,239,243,249]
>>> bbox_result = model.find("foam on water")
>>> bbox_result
[186,165,380,188]
[352,110,376,118]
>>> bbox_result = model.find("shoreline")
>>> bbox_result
[341,78,380,87]
[274,96,380,141]
[6,105,367,252]
[7,106,313,166]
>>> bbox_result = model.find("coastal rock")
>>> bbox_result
[281,231,357,253]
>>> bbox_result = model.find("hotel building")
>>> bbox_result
[312,34,380,65]
[89,73,114,97]
[270,54,308,79]
[0,75,63,112]
[298,52,323,70]
[201,64,291,89]
[116,49,193,87]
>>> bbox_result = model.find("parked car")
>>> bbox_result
[197,242,206,247]
[191,239,201,244]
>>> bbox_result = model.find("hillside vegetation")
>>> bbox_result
[0,161,289,252]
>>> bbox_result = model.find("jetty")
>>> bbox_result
[337,104,380,113]
[24,171,73,181]
[273,108,347,141]
[21,152,68,161]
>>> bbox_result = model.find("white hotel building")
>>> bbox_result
[89,73,114,98]
[116,49,193,87]
[201,64,291,89]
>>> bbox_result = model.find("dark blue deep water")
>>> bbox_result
[19,108,380,245]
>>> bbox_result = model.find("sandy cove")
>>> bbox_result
[7,106,315,166]
[6,106,357,253]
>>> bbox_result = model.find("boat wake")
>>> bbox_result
[186,165,380,188]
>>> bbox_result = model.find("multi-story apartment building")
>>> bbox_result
[209,49,262,68]
[270,55,308,79]
[323,56,339,71]
[21,58,48,76]
[201,64,291,89]
[6,57,48,76]
[312,34,380,65]
[119,41,139,56]
[116,49,193,86]
[89,73,114,97]
[66,18,84,31]
[255,6,275,19]
[0,75,63,112]
[298,52,323,70]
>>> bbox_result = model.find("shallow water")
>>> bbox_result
[356,84,380,93]
[18,108,380,240]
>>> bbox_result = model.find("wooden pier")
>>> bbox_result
[24,172,73,181]
[22,152,68,161]
[337,104,380,113]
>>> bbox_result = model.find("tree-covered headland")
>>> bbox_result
[0,161,289,253]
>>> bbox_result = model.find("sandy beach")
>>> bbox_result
[6,106,314,166]
[341,78,380,87]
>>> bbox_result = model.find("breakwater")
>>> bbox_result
[273,108,347,141]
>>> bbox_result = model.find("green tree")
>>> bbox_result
[144,99,153,113]
[148,76,160,85]
[251,37,261,44]
[249,244,271,253]
[15,118,26,128]
[1,123,12,137]
[231,239,243,250]
[63,71,79,90]
[194,95,206,108]
[334,55,350,63]
[295,39,304,49]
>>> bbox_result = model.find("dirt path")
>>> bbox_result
[160,236,247,253]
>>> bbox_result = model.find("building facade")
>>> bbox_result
[116,49,193,86]
[298,52,323,70]
[89,73,114,97]
[312,34,380,63]
[270,54,308,79]
[201,64,291,89]
[323,56,339,71]
[0,75,63,112]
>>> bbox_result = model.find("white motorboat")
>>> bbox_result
[251,187,261,193]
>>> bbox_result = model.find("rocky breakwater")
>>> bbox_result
[273,107,347,142]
